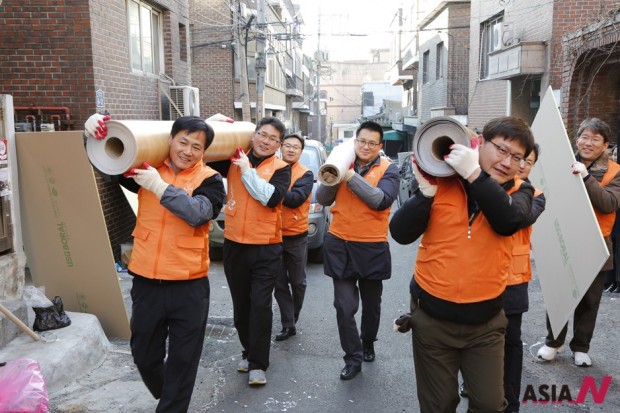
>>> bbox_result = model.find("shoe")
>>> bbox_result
[612,285,620,293]
[537,344,565,361]
[340,364,361,380]
[362,341,375,362]
[248,369,267,385]
[275,327,296,341]
[459,383,469,398]
[574,352,592,367]
[604,282,617,293]
[237,358,249,372]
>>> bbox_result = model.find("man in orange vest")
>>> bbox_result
[274,134,313,341]
[317,121,400,380]
[537,118,620,367]
[502,143,545,412]
[223,117,291,386]
[390,116,535,412]
[84,114,226,413]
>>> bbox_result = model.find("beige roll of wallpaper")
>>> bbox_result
[412,116,477,177]
[317,137,356,186]
[86,120,256,175]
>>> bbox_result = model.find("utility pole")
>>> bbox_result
[315,10,322,143]
[236,2,253,122]
[255,0,266,120]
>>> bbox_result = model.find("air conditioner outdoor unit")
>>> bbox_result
[169,86,200,119]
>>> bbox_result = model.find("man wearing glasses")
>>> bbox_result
[316,121,400,380]
[390,116,535,412]
[223,117,291,386]
[537,118,620,368]
[274,134,314,341]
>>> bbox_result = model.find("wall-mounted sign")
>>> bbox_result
[96,89,105,108]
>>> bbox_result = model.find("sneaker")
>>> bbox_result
[537,344,565,361]
[237,358,249,372]
[248,369,267,385]
[574,352,592,367]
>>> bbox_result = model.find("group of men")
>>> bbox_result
[84,114,315,411]
[85,112,619,413]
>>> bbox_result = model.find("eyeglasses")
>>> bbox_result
[282,143,302,151]
[256,131,281,145]
[523,160,534,168]
[355,138,380,149]
[578,134,605,144]
[488,140,525,167]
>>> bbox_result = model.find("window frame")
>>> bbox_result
[479,13,504,80]
[127,0,163,75]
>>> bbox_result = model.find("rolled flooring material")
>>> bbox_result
[412,116,477,177]
[86,120,255,175]
[317,137,356,186]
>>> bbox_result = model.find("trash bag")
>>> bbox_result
[32,296,71,332]
[0,358,49,413]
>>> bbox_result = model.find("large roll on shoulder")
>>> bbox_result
[412,116,477,177]
[86,120,256,175]
[317,138,356,186]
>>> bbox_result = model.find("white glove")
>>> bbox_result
[84,114,110,140]
[411,158,437,197]
[232,150,251,174]
[344,164,356,182]
[444,144,480,179]
[132,166,169,199]
[572,162,589,178]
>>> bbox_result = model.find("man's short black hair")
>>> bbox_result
[283,133,305,150]
[170,116,215,149]
[356,121,384,143]
[256,116,286,142]
[482,116,535,158]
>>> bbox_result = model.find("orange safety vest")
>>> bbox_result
[281,162,311,237]
[415,178,523,303]
[329,157,392,242]
[593,160,620,237]
[507,188,543,286]
[129,160,218,281]
[224,153,289,244]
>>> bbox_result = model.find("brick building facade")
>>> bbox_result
[469,0,619,141]
[0,0,194,260]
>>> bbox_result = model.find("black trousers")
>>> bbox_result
[333,278,383,366]
[130,276,210,413]
[504,313,523,412]
[224,240,282,371]
[274,236,308,328]
[545,271,607,352]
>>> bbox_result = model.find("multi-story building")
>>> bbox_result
[321,49,392,145]
[192,0,313,135]
[0,0,197,263]
[469,0,620,139]
[389,1,470,150]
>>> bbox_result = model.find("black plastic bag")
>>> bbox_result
[32,296,71,332]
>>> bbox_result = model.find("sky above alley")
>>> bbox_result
[294,0,404,61]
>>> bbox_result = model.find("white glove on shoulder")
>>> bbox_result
[84,114,110,140]
[572,162,589,178]
[132,166,169,199]
[411,159,437,197]
[444,144,480,179]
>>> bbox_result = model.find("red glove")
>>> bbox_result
[230,146,245,162]
[85,114,111,140]
[123,162,150,178]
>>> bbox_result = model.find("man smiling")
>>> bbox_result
[537,118,620,367]
[390,116,535,412]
